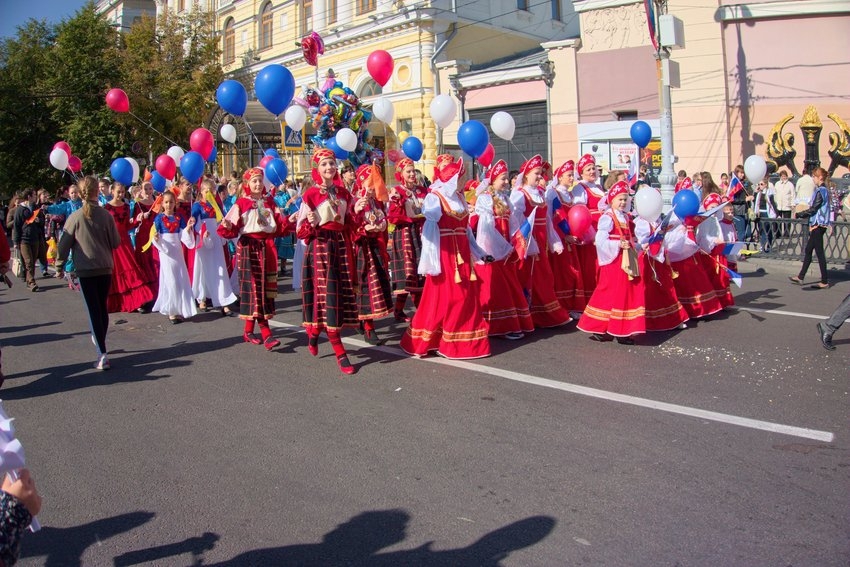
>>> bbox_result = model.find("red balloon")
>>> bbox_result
[258,155,274,169]
[567,204,592,238]
[478,143,495,168]
[155,154,177,180]
[106,88,129,113]
[53,141,72,159]
[386,149,402,163]
[189,128,215,161]
[366,50,394,87]
[68,155,82,173]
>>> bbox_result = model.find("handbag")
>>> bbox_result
[11,248,23,279]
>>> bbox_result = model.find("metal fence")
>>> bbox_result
[745,218,850,264]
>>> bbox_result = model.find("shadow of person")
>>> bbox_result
[203,509,410,566]
[20,511,155,567]
[370,515,557,567]
[112,532,220,566]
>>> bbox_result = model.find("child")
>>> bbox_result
[577,181,646,343]
[150,192,197,324]
[45,183,82,286]
[191,179,237,316]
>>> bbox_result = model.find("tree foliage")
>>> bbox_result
[0,1,223,197]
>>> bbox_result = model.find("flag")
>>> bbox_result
[722,242,745,257]
[643,0,658,51]
[726,175,743,199]
[511,207,536,262]
[725,265,743,288]
[550,198,570,235]
[648,209,675,246]
[626,156,638,187]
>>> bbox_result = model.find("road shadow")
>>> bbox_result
[0,321,62,334]
[20,511,155,567]
[114,510,556,567]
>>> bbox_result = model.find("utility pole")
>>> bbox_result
[655,0,684,211]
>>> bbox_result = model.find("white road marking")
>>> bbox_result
[734,306,828,320]
[268,321,835,443]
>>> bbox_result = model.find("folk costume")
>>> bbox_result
[352,164,394,345]
[103,202,157,313]
[400,156,492,359]
[191,193,237,312]
[387,158,428,320]
[509,155,571,329]
[664,214,724,320]
[132,198,160,283]
[696,193,735,308]
[297,149,360,375]
[577,182,646,340]
[471,160,534,338]
[571,154,604,296]
[545,160,587,312]
[150,213,197,321]
[217,168,291,350]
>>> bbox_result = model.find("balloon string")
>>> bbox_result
[127,111,181,147]
[509,141,529,163]
[240,117,265,156]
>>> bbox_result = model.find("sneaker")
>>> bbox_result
[29,284,39,292]
[41,271,50,279]
[95,355,111,370]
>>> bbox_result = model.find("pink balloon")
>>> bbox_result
[258,155,274,169]
[155,154,177,180]
[68,155,82,173]
[568,204,592,238]
[53,141,72,159]
[366,50,394,87]
[106,88,129,113]
[189,128,215,161]
[386,149,402,163]
[478,143,495,168]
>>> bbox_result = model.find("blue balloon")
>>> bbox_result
[457,120,490,158]
[207,146,217,163]
[254,64,295,116]
[402,136,423,161]
[150,171,166,192]
[324,137,349,160]
[264,158,289,186]
[630,120,652,149]
[110,158,133,186]
[264,148,280,159]
[672,188,700,218]
[179,151,205,183]
[216,80,248,117]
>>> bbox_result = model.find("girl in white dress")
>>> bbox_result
[191,179,237,315]
[151,192,198,323]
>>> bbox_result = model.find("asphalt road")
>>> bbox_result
[1,255,848,567]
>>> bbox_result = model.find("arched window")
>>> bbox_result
[358,79,382,98]
[223,18,235,64]
[259,2,273,51]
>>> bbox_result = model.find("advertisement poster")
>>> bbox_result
[610,142,638,171]
[641,140,662,176]
[580,142,610,172]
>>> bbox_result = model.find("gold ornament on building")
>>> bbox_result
[765,106,849,176]
[826,113,850,176]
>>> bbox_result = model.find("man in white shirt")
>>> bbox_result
[773,169,795,236]
[794,167,816,211]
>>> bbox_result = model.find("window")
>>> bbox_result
[301,0,312,37]
[223,19,235,64]
[551,0,561,21]
[357,0,376,15]
[397,118,412,135]
[614,110,638,121]
[328,0,337,24]
[178,0,185,12]
[517,0,528,10]
[358,79,382,98]
[259,2,273,51]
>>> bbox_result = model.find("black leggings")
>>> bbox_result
[79,274,112,356]
[798,226,828,284]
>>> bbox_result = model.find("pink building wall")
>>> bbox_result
[576,46,659,123]
[465,81,546,110]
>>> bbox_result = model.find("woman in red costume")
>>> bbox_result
[471,159,534,339]
[400,156,494,359]
[508,155,571,329]
[545,160,586,313]
[570,154,605,296]
[132,181,160,283]
[386,158,428,320]
[218,168,292,351]
[296,149,360,375]
[695,192,735,308]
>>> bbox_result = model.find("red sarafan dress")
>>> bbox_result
[471,190,534,337]
[577,210,647,337]
[104,202,157,313]
[635,217,689,331]
[570,180,602,299]
[509,186,571,328]
[133,199,160,283]
[665,220,724,319]
[545,184,586,312]
[400,190,490,359]
[695,215,735,308]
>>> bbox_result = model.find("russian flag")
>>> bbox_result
[726,175,743,199]
[551,198,570,235]
[626,156,638,188]
[511,207,536,263]
[725,265,743,288]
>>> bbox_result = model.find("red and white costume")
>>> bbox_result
[664,214,724,319]
[570,154,604,297]
[387,158,427,310]
[695,193,735,308]
[545,160,586,312]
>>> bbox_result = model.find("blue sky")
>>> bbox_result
[1,0,90,39]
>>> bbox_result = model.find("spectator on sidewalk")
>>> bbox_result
[773,169,796,237]
[789,167,831,289]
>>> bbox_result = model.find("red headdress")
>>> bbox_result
[677,177,693,191]
[541,161,552,182]
[435,156,464,183]
[311,148,337,185]
[519,154,543,179]
[242,167,264,195]
[607,180,630,204]
[577,154,596,174]
[702,192,723,211]
[487,160,508,185]
[434,154,454,181]
[553,160,575,181]
[394,158,414,182]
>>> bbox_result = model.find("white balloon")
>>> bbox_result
[634,186,663,222]
[743,154,767,184]
[124,157,140,183]
[372,97,394,124]
[49,148,69,171]
[284,105,307,131]
[167,145,185,165]
[429,94,456,129]
[220,124,237,144]
[336,128,358,152]
[490,111,515,141]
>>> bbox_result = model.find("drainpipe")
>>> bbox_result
[430,23,457,153]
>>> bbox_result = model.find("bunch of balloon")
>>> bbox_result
[110,157,141,187]
[49,141,82,180]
